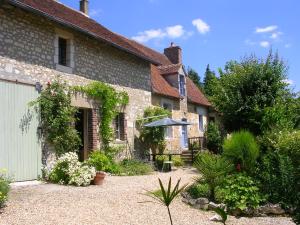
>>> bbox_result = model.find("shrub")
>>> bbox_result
[205,122,223,154]
[48,152,95,186]
[194,152,234,200]
[172,156,184,167]
[223,130,259,172]
[119,159,153,176]
[187,183,210,199]
[216,173,264,211]
[0,169,10,208]
[87,151,111,172]
[155,155,168,170]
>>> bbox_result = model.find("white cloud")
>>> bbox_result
[285,43,292,48]
[283,79,294,85]
[89,9,102,17]
[260,41,270,48]
[256,25,278,33]
[270,31,283,40]
[132,25,190,43]
[166,25,185,38]
[192,18,210,34]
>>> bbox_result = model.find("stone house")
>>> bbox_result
[0,0,212,180]
[150,44,213,152]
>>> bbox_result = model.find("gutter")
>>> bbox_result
[6,0,160,65]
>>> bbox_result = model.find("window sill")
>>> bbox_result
[114,139,126,144]
[56,64,73,74]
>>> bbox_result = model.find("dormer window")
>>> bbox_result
[179,75,186,96]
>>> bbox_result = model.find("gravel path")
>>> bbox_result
[0,168,295,225]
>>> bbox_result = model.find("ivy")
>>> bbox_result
[31,80,81,156]
[73,81,129,149]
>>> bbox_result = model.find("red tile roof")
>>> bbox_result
[158,64,182,75]
[10,0,171,65]
[186,77,211,106]
[10,0,211,107]
[151,65,179,99]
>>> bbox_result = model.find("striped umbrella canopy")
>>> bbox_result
[143,117,192,127]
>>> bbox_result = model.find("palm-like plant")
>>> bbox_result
[194,152,234,200]
[146,177,188,225]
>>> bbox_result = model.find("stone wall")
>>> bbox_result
[0,5,152,163]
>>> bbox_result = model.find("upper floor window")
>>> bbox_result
[54,28,74,73]
[179,75,186,96]
[58,37,68,66]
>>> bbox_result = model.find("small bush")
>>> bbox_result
[0,169,10,208]
[205,122,223,154]
[155,155,168,170]
[187,183,210,199]
[172,156,184,167]
[87,151,111,172]
[216,173,264,211]
[48,152,95,186]
[223,130,259,172]
[194,152,234,200]
[119,159,154,176]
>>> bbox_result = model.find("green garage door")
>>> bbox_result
[0,80,41,181]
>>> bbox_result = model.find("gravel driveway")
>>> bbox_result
[0,168,295,225]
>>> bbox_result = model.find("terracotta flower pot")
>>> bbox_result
[93,171,106,185]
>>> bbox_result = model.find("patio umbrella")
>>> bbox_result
[143,117,192,127]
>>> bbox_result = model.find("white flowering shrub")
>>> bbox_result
[48,152,96,186]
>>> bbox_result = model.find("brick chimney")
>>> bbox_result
[164,42,182,64]
[80,0,89,15]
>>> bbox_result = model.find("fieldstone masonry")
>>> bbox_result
[0,5,152,164]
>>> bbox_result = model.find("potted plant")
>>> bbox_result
[87,151,110,185]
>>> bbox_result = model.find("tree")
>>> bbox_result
[209,51,289,135]
[187,67,203,90]
[203,64,218,97]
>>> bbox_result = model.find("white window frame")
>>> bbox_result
[198,114,204,132]
[161,98,173,139]
[197,107,207,132]
[54,28,74,74]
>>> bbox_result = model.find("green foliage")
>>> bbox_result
[205,122,223,153]
[146,177,188,225]
[203,64,218,97]
[213,207,228,225]
[186,183,210,199]
[223,130,259,172]
[216,173,264,211]
[0,169,10,208]
[155,155,168,170]
[118,159,154,176]
[172,156,184,167]
[262,96,300,131]
[48,152,95,186]
[73,81,129,149]
[32,80,81,156]
[210,51,289,135]
[138,107,171,154]
[87,151,111,172]
[187,67,203,90]
[194,152,234,200]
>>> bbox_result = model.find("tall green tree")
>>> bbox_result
[187,67,203,90]
[203,64,218,97]
[210,51,289,135]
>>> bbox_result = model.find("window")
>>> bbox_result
[199,115,204,132]
[161,100,173,139]
[114,113,126,141]
[58,37,68,66]
[179,75,186,96]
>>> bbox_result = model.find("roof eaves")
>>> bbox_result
[8,0,161,65]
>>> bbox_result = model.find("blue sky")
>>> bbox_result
[61,0,299,92]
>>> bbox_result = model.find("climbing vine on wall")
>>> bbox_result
[31,80,81,156]
[73,81,129,149]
